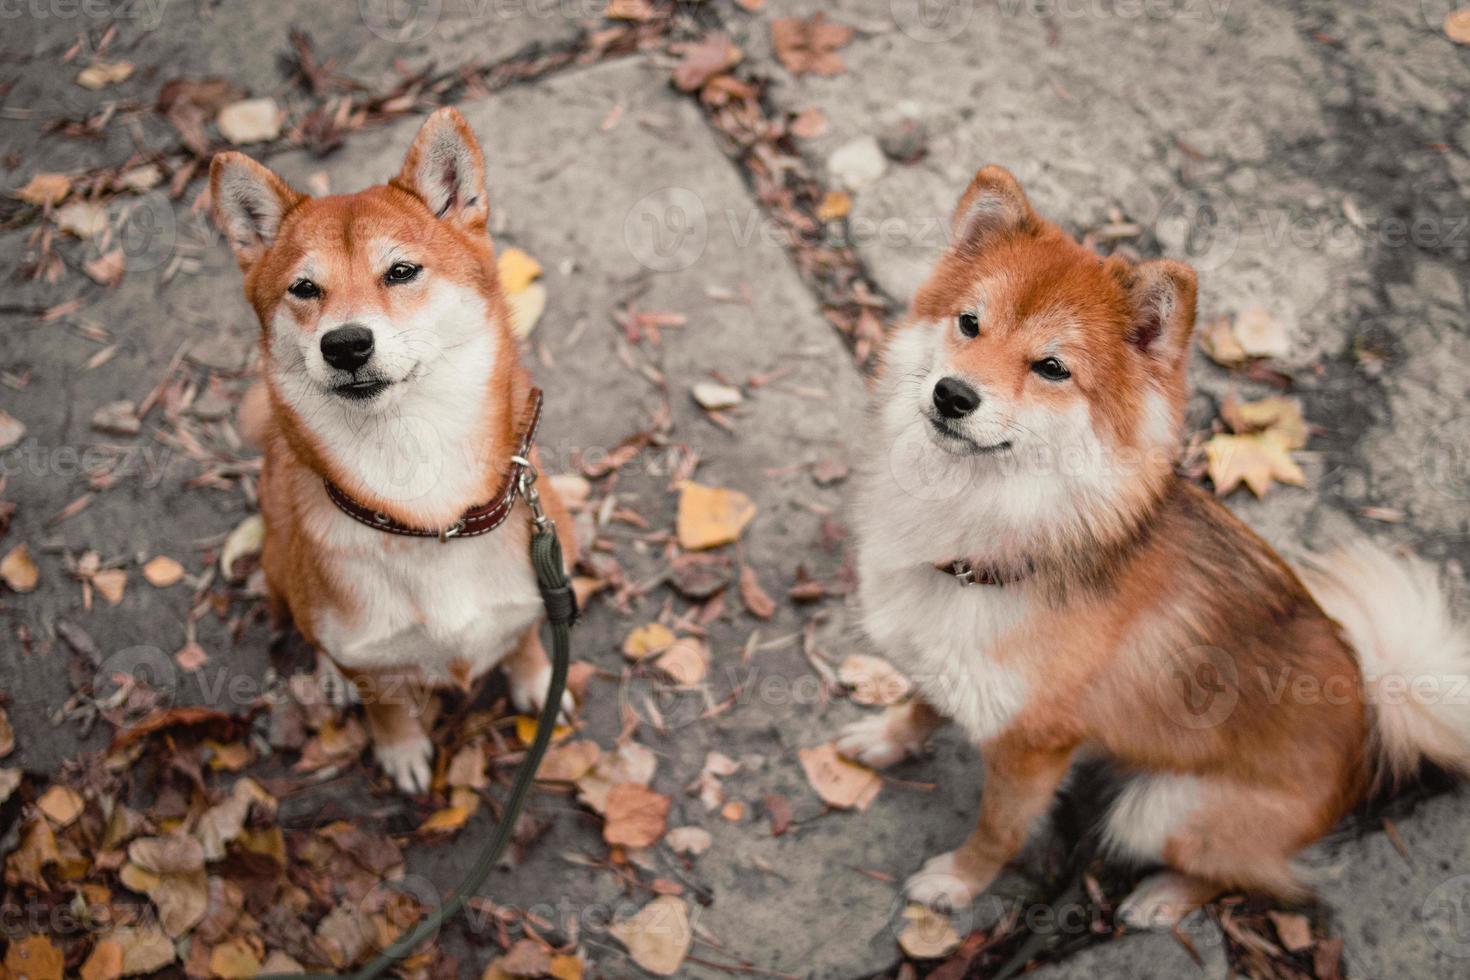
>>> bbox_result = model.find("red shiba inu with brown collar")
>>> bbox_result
[212,108,575,794]
[837,165,1470,925]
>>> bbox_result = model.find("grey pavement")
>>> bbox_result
[2,1,1469,978]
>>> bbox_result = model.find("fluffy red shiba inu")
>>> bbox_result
[837,166,1470,925]
[212,108,576,794]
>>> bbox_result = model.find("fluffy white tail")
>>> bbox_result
[1298,540,1470,788]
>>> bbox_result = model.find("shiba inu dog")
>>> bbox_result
[837,165,1470,925]
[212,108,575,794]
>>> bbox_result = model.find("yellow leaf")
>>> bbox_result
[1,544,39,593]
[548,953,584,980]
[5,934,65,980]
[898,903,961,958]
[497,247,543,294]
[675,481,757,550]
[38,785,85,827]
[609,896,691,976]
[535,740,601,782]
[107,924,176,974]
[1222,395,1307,450]
[141,555,185,587]
[798,743,881,811]
[76,60,134,89]
[418,805,472,834]
[1205,431,1306,497]
[507,280,547,338]
[208,938,262,979]
[204,740,251,771]
[622,623,676,661]
[816,189,851,221]
[1197,315,1246,367]
[0,708,12,757]
[515,715,572,746]
[79,939,124,980]
[14,173,70,207]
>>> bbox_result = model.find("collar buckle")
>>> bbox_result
[438,518,466,543]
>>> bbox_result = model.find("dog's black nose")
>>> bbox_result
[933,377,980,419]
[321,325,374,371]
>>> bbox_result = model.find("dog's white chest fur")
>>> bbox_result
[311,500,542,682]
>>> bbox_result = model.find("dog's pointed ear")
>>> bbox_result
[210,152,303,271]
[394,108,488,231]
[949,166,1037,255]
[1122,259,1198,371]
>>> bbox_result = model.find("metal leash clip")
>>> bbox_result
[512,455,550,531]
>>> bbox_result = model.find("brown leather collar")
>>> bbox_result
[934,558,1033,587]
[323,388,544,542]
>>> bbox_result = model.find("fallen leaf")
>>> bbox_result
[77,60,134,89]
[676,481,757,550]
[79,939,124,980]
[217,97,282,144]
[898,902,961,958]
[208,937,262,978]
[691,381,743,410]
[765,793,792,836]
[498,939,551,977]
[1269,910,1314,953]
[1232,306,1290,359]
[623,623,676,661]
[54,200,107,238]
[295,717,369,772]
[798,743,882,811]
[121,835,208,936]
[0,710,12,757]
[664,826,712,856]
[419,805,473,834]
[220,514,264,581]
[85,249,126,286]
[1222,395,1307,450]
[174,642,209,672]
[507,281,547,338]
[2,544,39,592]
[739,564,776,620]
[671,34,743,92]
[811,457,850,486]
[605,0,655,19]
[196,778,274,860]
[5,935,65,980]
[576,741,658,813]
[771,13,855,77]
[839,655,913,706]
[37,785,85,827]
[603,783,670,848]
[536,739,601,782]
[1446,8,1470,44]
[1198,314,1247,366]
[14,173,70,207]
[107,924,176,975]
[817,189,852,221]
[447,742,489,789]
[609,896,691,976]
[788,107,828,139]
[515,715,572,746]
[142,556,185,587]
[655,637,709,686]
[91,400,140,435]
[1204,431,1306,497]
[91,568,128,606]
[498,247,542,293]
[0,409,25,450]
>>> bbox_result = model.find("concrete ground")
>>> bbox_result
[1,1,1468,977]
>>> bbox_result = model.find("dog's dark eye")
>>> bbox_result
[288,279,321,300]
[1032,357,1071,381]
[956,312,980,338]
[384,262,421,285]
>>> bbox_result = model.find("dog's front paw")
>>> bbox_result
[374,734,433,795]
[509,662,576,726]
[836,712,924,769]
[1116,871,1211,931]
[904,852,998,910]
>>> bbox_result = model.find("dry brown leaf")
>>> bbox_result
[91,400,140,435]
[817,190,852,221]
[175,642,209,672]
[623,623,676,660]
[739,564,776,620]
[603,783,671,848]
[789,107,828,139]
[91,568,128,606]
[671,34,743,92]
[576,741,658,814]
[1446,8,1470,44]
[2,544,39,592]
[1268,910,1314,953]
[37,785,85,827]
[838,654,913,706]
[14,173,71,207]
[208,937,263,978]
[0,769,14,807]
[108,924,176,975]
[1205,431,1306,497]
[141,555,185,587]
[1232,306,1290,359]
[676,481,757,550]
[9,817,60,890]
[220,514,264,581]
[77,60,134,89]
[605,0,655,19]
[0,409,25,450]
[85,249,126,287]
[536,740,600,782]
[54,200,107,238]
[122,835,208,936]
[1197,315,1247,366]
[898,903,961,958]
[196,778,274,860]
[655,637,709,686]
[0,709,12,758]
[498,938,552,978]
[218,97,282,144]
[5,934,65,980]
[771,13,855,77]
[79,939,124,980]
[609,896,691,976]
[447,742,489,789]
[798,743,881,811]
[419,805,473,834]
[664,826,712,856]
